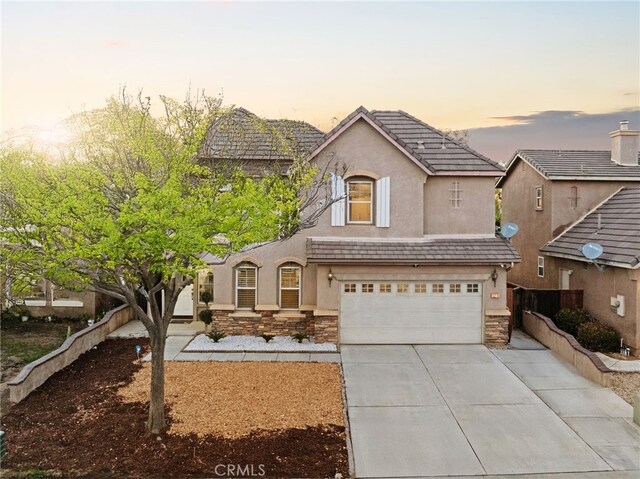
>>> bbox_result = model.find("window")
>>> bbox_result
[379,283,392,293]
[537,256,545,277]
[279,264,301,309]
[415,283,427,294]
[450,181,462,208]
[432,283,444,293]
[397,283,409,293]
[235,264,257,309]
[534,186,543,210]
[198,269,214,303]
[449,283,461,293]
[344,283,356,293]
[347,180,373,224]
[569,186,579,209]
[362,283,374,293]
[51,284,84,307]
[467,283,479,293]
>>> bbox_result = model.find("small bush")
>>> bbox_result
[259,333,275,343]
[198,309,213,326]
[576,321,620,352]
[554,308,592,337]
[291,332,309,343]
[206,330,226,343]
[199,290,213,306]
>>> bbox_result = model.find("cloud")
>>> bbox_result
[468,109,640,164]
[103,39,128,48]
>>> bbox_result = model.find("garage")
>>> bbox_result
[339,281,483,344]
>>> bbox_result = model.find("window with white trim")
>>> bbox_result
[397,283,409,293]
[467,283,479,293]
[379,283,392,293]
[537,256,545,277]
[450,181,462,208]
[534,186,543,210]
[279,264,301,309]
[235,264,257,309]
[415,283,427,293]
[449,283,461,293]
[432,283,444,293]
[344,283,356,293]
[362,283,374,293]
[347,180,373,224]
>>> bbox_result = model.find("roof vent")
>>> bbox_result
[610,120,639,166]
[417,141,425,149]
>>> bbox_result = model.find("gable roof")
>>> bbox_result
[497,149,640,187]
[540,187,640,269]
[310,106,504,176]
[200,107,324,161]
[307,236,520,265]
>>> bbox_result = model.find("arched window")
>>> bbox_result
[235,263,257,309]
[279,263,301,309]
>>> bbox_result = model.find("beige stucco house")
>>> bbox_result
[187,106,520,346]
[498,122,640,351]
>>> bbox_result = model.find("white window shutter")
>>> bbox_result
[330,174,346,226]
[376,176,390,227]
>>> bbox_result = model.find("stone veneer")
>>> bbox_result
[484,313,510,347]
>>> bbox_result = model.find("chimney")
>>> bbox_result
[610,121,640,166]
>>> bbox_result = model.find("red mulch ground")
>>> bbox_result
[0,338,349,478]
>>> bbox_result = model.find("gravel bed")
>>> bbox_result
[608,371,640,405]
[184,334,338,352]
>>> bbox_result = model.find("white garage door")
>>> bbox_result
[340,281,482,344]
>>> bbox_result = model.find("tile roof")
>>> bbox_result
[200,107,324,161]
[311,106,504,175]
[306,237,521,265]
[541,187,640,269]
[497,150,640,186]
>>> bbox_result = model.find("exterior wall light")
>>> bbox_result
[491,269,498,287]
[327,269,334,285]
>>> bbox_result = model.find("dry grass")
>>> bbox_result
[608,372,640,405]
[118,362,345,438]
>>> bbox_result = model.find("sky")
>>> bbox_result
[2,1,639,163]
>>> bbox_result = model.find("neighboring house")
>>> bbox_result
[498,122,640,290]
[192,106,520,346]
[498,122,640,351]
[540,187,640,352]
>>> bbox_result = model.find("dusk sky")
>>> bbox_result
[2,1,639,163]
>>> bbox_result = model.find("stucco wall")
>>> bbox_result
[556,258,639,351]
[501,160,553,288]
[423,177,496,235]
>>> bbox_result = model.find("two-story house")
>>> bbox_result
[190,106,519,347]
[498,122,640,351]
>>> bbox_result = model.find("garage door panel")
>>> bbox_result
[339,281,482,344]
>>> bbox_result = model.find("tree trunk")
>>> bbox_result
[147,331,166,434]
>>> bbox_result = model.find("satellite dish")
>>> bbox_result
[581,242,604,260]
[501,223,519,239]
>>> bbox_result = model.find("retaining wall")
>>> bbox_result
[8,305,134,403]
[522,310,612,386]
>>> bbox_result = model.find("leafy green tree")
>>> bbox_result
[0,91,329,433]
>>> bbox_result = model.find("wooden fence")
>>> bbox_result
[507,284,583,328]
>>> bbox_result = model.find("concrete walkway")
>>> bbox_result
[107,319,206,338]
[343,342,639,478]
[596,352,640,372]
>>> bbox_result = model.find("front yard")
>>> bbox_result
[0,338,349,478]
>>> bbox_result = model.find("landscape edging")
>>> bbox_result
[522,310,612,386]
[7,305,134,403]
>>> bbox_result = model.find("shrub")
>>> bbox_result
[554,308,592,337]
[576,321,620,353]
[291,332,309,343]
[206,330,226,342]
[199,290,213,306]
[259,333,275,343]
[198,309,213,326]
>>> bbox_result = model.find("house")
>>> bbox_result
[191,106,520,346]
[497,122,640,290]
[540,187,640,352]
[498,121,640,351]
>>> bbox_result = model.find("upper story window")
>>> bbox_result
[449,181,462,208]
[347,180,373,224]
[235,263,257,309]
[279,264,301,309]
[534,186,543,210]
[569,186,579,209]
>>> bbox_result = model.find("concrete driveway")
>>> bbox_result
[342,343,640,478]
